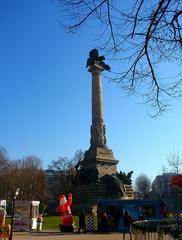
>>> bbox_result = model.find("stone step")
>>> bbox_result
[123,184,134,199]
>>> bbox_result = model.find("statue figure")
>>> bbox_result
[127,171,133,180]
[86,49,111,71]
[116,171,133,185]
[100,174,124,197]
[79,167,99,184]
[100,170,133,197]
[73,160,99,185]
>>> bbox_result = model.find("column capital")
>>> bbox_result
[88,62,104,74]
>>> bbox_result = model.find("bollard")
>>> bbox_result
[36,214,43,231]
[87,213,94,231]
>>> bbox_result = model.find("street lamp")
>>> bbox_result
[9,188,20,240]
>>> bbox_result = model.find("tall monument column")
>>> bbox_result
[71,49,134,213]
[89,63,106,148]
[81,49,118,178]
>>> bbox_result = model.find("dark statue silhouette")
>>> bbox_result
[100,171,133,197]
[86,49,111,71]
[74,159,99,185]
[73,159,133,197]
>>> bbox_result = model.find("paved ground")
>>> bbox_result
[12,231,131,240]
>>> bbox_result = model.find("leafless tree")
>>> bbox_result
[0,147,10,200]
[73,149,84,164]
[47,150,84,199]
[0,155,48,207]
[161,149,182,173]
[134,173,151,198]
[0,147,10,173]
[56,0,182,116]
[13,156,48,202]
[47,157,73,197]
[167,149,182,173]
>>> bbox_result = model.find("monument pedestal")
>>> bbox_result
[82,147,118,178]
[72,182,111,214]
[72,146,120,213]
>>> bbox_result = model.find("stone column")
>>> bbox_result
[89,62,106,148]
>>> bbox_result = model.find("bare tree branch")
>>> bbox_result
[131,0,145,37]
[67,0,107,29]
[56,0,182,116]
[106,0,117,49]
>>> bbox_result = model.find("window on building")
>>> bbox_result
[140,205,155,217]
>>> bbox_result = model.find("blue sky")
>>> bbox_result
[0,0,182,182]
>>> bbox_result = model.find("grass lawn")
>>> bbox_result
[5,215,97,230]
[42,215,79,230]
[42,216,61,230]
[5,215,78,230]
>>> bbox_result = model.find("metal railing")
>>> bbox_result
[132,219,182,240]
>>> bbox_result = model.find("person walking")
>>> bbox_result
[123,210,132,240]
[100,212,109,233]
[78,209,86,234]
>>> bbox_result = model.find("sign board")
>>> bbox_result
[13,219,30,231]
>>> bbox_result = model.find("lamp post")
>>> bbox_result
[9,188,20,240]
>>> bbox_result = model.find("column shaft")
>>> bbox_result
[89,64,106,148]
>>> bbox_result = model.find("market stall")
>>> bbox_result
[13,200,40,231]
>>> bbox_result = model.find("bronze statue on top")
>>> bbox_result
[86,49,111,71]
